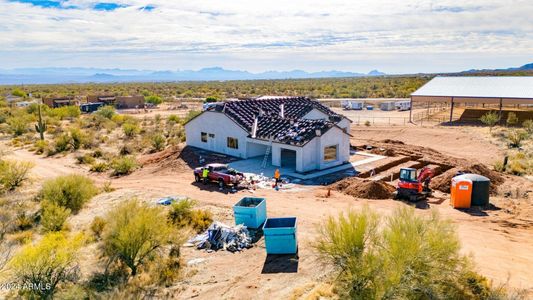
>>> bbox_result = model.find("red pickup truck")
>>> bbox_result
[194,163,244,188]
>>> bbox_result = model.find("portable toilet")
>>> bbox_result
[233,197,267,229]
[263,217,298,254]
[450,177,473,208]
[456,174,491,206]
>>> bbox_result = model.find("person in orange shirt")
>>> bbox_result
[274,169,280,187]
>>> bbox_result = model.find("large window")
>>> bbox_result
[227,137,239,149]
[201,132,208,143]
[324,145,338,161]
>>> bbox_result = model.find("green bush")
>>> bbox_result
[523,119,533,134]
[480,111,500,132]
[8,232,84,299]
[103,199,176,276]
[51,106,80,120]
[41,201,70,232]
[315,206,491,299]
[0,160,34,193]
[96,106,116,119]
[151,133,166,151]
[90,216,106,239]
[40,174,98,214]
[90,162,109,173]
[7,115,31,136]
[167,199,213,232]
[54,133,71,153]
[111,156,138,176]
[507,130,528,148]
[145,95,163,105]
[12,88,27,98]
[122,122,140,138]
[33,140,49,154]
[167,114,181,124]
[506,112,519,126]
[76,153,96,165]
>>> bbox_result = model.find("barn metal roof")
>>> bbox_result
[411,76,533,99]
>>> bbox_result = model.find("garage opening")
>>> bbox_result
[280,148,297,169]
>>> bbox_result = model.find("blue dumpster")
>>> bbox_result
[233,197,267,229]
[263,217,298,254]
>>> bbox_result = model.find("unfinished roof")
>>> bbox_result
[206,97,347,146]
[412,76,533,99]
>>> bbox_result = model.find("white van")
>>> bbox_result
[395,101,411,111]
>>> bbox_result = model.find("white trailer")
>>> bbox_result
[395,101,411,111]
[380,101,396,111]
[343,101,364,110]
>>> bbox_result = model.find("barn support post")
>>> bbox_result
[449,97,454,123]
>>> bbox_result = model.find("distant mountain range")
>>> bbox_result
[0,67,386,85]
[461,63,533,74]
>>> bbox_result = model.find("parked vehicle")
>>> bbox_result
[343,101,364,110]
[80,102,104,113]
[395,101,411,111]
[193,163,244,188]
[380,101,396,111]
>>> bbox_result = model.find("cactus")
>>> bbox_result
[35,104,47,140]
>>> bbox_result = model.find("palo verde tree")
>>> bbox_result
[480,111,500,132]
[102,199,176,276]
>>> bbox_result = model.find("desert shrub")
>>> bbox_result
[69,127,87,150]
[315,206,490,299]
[15,212,34,231]
[92,149,104,158]
[0,160,33,192]
[167,114,181,124]
[103,199,176,276]
[183,110,201,123]
[12,88,27,97]
[54,133,71,153]
[151,133,166,151]
[7,115,31,136]
[95,105,116,119]
[145,95,163,105]
[111,114,126,125]
[122,122,140,138]
[364,120,371,126]
[90,162,109,173]
[507,130,528,148]
[167,199,213,232]
[33,139,49,154]
[8,232,84,299]
[480,111,500,132]
[492,160,505,172]
[90,216,106,239]
[9,230,33,245]
[101,180,115,193]
[41,201,71,232]
[522,119,533,134]
[76,153,96,165]
[111,156,138,176]
[506,112,519,126]
[55,106,81,120]
[40,174,98,214]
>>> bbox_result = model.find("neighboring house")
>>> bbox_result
[116,96,145,109]
[185,97,352,173]
[43,96,79,108]
[87,95,116,106]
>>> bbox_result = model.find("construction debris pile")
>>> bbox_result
[332,178,396,199]
[431,163,504,194]
[186,222,252,253]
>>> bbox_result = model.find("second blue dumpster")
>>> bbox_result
[263,217,298,254]
[233,197,267,229]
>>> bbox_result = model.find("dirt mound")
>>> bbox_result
[138,145,237,173]
[332,177,396,199]
[430,163,504,194]
[381,139,405,145]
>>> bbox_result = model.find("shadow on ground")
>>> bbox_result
[261,253,299,274]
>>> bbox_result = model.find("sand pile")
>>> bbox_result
[430,163,504,194]
[138,145,236,173]
[332,178,396,199]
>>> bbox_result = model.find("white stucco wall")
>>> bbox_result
[184,111,249,158]
[301,126,350,171]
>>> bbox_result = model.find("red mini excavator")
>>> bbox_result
[394,167,435,202]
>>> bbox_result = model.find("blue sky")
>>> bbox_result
[1,0,532,74]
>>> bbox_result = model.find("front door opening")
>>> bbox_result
[280,148,297,169]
